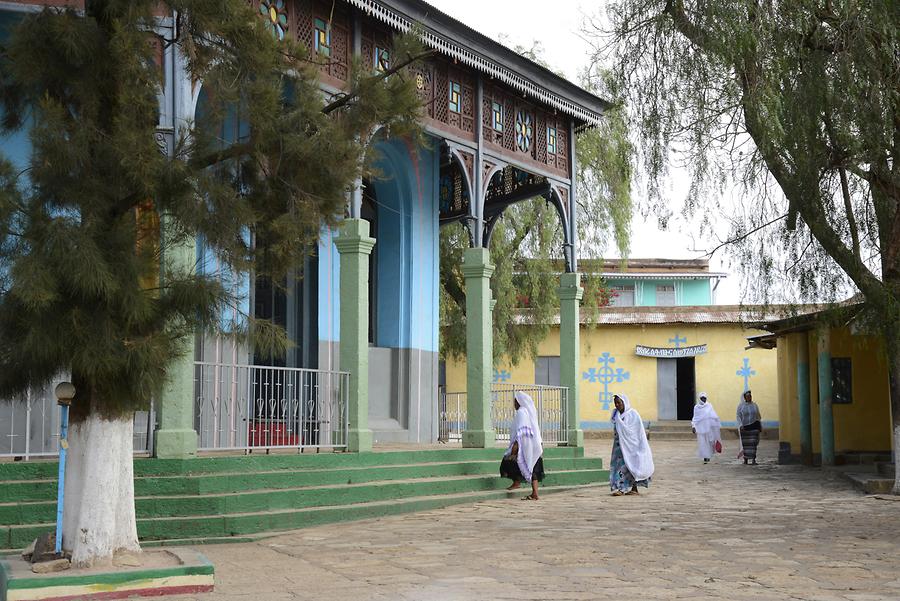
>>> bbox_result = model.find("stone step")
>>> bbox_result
[842,472,895,495]
[0,482,606,555]
[0,446,585,482]
[0,464,606,525]
[876,462,896,478]
[2,468,607,549]
[0,456,603,503]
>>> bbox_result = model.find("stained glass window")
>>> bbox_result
[547,126,557,154]
[515,110,533,152]
[492,102,503,132]
[374,47,390,73]
[314,18,330,56]
[259,0,288,40]
[448,81,461,114]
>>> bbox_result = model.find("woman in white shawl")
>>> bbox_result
[691,392,722,464]
[609,393,654,496]
[500,391,545,500]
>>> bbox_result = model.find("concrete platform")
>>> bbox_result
[0,548,213,601]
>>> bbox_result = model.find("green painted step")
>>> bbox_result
[0,481,606,554]
[0,446,584,481]
[2,469,608,549]
[0,456,603,503]
[0,466,606,524]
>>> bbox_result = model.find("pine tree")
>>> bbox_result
[0,0,421,565]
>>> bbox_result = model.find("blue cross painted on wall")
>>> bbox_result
[669,334,687,348]
[582,352,630,411]
[736,358,756,391]
[493,369,511,382]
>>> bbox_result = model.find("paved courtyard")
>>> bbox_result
[167,440,900,601]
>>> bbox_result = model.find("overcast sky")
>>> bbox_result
[425,0,743,303]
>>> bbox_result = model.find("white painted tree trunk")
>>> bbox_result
[62,414,140,567]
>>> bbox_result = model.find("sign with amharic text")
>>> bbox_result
[635,344,708,358]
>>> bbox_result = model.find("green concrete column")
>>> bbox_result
[335,219,375,453]
[462,247,495,448]
[155,218,199,459]
[797,332,813,465]
[817,326,835,466]
[558,272,584,447]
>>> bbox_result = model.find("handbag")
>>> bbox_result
[714,440,723,454]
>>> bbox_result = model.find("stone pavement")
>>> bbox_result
[165,440,900,601]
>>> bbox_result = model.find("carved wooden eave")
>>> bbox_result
[344,0,611,130]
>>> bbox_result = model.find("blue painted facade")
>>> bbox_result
[606,276,714,306]
[318,136,441,355]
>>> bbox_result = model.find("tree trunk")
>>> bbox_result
[62,414,140,567]
[891,347,900,495]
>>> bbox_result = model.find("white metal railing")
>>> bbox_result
[0,376,155,459]
[438,383,568,445]
[194,362,349,451]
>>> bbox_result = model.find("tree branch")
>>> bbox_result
[704,213,788,258]
[321,49,434,115]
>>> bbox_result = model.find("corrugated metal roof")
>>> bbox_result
[584,305,779,325]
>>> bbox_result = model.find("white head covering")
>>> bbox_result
[692,392,721,434]
[611,393,655,481]
[509,391,543,481]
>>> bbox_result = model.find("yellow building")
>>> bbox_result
[445,305,780,431]
[749,303,893,465]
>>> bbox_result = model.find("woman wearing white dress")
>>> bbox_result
[691,392,721,464]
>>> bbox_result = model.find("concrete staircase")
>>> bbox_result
[0,447,605,553]
[842,461,896,495]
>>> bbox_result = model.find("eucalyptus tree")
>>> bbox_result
[594,0,899,489]
[0,0,421,565]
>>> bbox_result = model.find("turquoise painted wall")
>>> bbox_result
[605,277,712,307]
[681,279,712,305]
[318,136,440,354]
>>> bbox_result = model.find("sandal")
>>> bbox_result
[625,490,640,496]
[521,494,539,501]
[611,491,624,497]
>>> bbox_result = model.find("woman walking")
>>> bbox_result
[500,391,544,500]
[736,389,762,465]
[609,393,654,496]
[691,392,721,464]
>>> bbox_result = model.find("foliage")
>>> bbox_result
[439,45,633,365]
[0,0,422,419]
[593,0,900,485]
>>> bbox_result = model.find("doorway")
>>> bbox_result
[675,357,696,420]
[656,357,696,420]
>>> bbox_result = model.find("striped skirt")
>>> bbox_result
[740,422,761,460]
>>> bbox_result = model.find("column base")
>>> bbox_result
[462,429,495,448]
[348,429,373,453]
[566,428,584,448]
[153,428,198,459]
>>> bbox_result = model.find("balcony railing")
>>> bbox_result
[438,383,569,445]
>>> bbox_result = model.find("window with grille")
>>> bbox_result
[609,285,635,307]
[656,284,676,306]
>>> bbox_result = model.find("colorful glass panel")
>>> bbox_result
[314,18,330,56]
[515,110,533,152]
[547,126,557,154]
[492,102,503,132]
[259,0,288,40]
[374,47,390,73]
[439,174,453,213]
[449,81,461,114]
